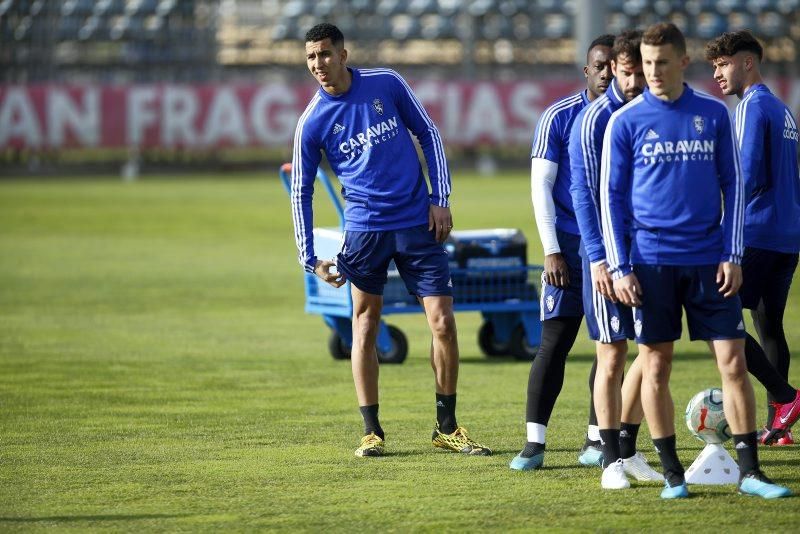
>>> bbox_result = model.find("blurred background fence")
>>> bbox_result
[1,0,799,174]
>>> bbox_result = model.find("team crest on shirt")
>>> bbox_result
[546,295,555,312]
[693,115,705,135]
[372,98,384,115]
[610,316,620,333]
[634,319,643,337]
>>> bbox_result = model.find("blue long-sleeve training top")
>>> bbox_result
[530,90,590,236]
[600,84,745,277]
[568,79,627,264]
[734,83,800,254]
[290,67,451,272]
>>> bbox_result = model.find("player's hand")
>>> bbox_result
[613,272,642,307]
[544,253,570,287]
[716,261,742,298]
[429,204,453,243]
[314,259,346,288]
[591,261,617,302]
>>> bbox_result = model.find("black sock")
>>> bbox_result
[744,333,795,409]
[525,317,582,424]
[600,429,621,467]
[619,422,640,459]
[653,435,684,486]
[734,432,760,479]
[436,393,457,434]
[521,441,546,458]
[359,404,384,440]
[588,357,598,427]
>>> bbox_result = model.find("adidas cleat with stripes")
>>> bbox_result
[660,480,689,499]
[432,424,492,456]
[354,432,385,458]
[622,451,665,482]
[578,443,603,467]
[738,472,792,499]
[509,451,544,471]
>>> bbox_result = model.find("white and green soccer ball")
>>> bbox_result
[685,387,732,444]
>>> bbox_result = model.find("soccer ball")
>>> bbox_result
[685,388,732,444]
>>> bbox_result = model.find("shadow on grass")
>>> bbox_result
[460,351,717,365]
[0,514,193,523]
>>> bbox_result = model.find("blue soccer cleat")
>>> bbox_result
[509,452,544,471]
[739,473,793,499]
[660,480,689,499]
[578,443,603,467]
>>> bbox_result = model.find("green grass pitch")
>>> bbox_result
[0,171,798,531]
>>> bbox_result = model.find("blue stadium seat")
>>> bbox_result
[436,0,460,17]
[312,0,337,17]
[758,10,786,37]
[58,16,81,41]
[156,0,178,16]
[282,0,307,18]
[0,0,13,17]
[128,0,159,16]
[377,0,402,17]
[695,12,726,38]
[542,13,571,39]
[728,11,757,30]
[408,0,437,16]
[389,14,419,40]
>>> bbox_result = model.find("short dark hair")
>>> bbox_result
[587,34,615,60]
[704,30,763,62]
[612,30,642,64]
[305,23,344,47]
[642,22,686,55]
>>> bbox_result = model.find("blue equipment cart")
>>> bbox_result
[280,163,543,364]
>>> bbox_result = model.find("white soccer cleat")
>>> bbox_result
[601,459,631,489]
[622,451,665,482]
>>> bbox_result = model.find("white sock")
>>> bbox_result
[526,422,546,444]
[587,425,600,442]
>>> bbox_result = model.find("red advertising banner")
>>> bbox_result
[1,80,799,150]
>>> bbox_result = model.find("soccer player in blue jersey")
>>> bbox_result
[291,23,491,458]
[601,22,791,499]
[510,34,615,471]
[568,30,663,489]
[705,30,800,446]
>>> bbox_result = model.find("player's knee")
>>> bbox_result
[428,312,457,342]
[718,352,748,381]
[644,358,671,386]
[352,311,381,342]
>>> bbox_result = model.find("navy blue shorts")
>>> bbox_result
[335,224,452,298]
[540,229,583,320]
[582,255,635,343]
[632,264,745,344]
[739,246,798,312]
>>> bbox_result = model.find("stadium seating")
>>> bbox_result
[1,0,798,81]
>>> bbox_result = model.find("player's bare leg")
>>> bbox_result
[620,355,644,424]
[350,285,385,456]
[709,337,789,497]
[594,340,630,489]
[421,295,458,395]
[422,295,491,455]
[709,338,754,435]
[617,353,663,482]
[639,341,687,496]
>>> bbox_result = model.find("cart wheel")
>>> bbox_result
[477,321,509,357]
[510,325,538,361]
[377,325,408,364]
[327,332,351,360]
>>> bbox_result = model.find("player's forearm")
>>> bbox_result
[530,158,560,255]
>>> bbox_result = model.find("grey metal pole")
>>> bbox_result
[574,0,607,69]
